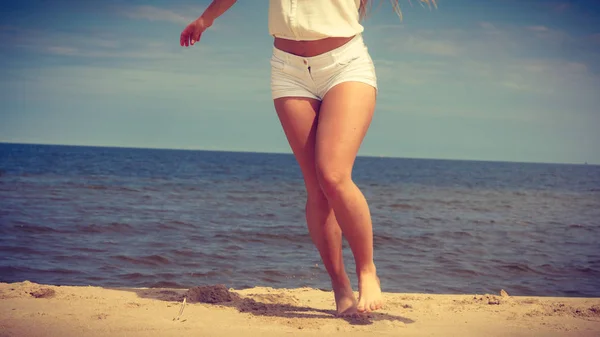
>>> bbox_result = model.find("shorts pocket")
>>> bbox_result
[270,56,286,71]
[336,54,361,66]
[336,45,370,66]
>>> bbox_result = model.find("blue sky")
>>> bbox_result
[1,0,599,164]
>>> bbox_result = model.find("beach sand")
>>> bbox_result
[1,281,599,337]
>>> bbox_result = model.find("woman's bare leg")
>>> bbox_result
[274,97,358,315]
[316,82,382,313]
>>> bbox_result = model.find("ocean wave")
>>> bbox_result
[78,222,136,234]
[112,255,172,267]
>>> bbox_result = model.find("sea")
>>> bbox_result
[1,143,599,297]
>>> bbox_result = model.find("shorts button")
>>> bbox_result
[303,59,307,65]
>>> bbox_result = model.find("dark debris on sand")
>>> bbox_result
[185,285,240,304]
[183,285,298,316]
[30,288,56,299]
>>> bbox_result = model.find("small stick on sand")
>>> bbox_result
[173,297,186,321]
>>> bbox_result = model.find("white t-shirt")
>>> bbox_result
[268,0,365,41]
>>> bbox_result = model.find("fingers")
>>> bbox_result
[180,26,203,47]
[180,26,192,47]
[180,25,194,47]
[180,31,186,47]
[191,31,202,46]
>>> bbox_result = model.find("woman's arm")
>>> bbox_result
[200,0,237,27]
[180,0,237,47]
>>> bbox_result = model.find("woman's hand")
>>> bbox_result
[180,17,211,47]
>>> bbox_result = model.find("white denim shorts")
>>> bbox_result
[270,34,377,100]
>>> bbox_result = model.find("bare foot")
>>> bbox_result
[357,271,383,313]
[333,282,358,316]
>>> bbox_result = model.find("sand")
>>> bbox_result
[1,281,599,337]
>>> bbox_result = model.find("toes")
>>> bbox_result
[356,302,366,312]
[358,297,384,313]
[363,300,382,312]
[337,306,358,317]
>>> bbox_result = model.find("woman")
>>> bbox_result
[180,0,426,315]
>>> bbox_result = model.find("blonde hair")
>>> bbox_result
[359,0,438,21]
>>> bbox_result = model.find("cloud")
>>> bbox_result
[382,23,555,60]
[527,25,549,32]
[525,25,569,44]
[43,45,179,60]
[479,21,497,31]
[375,103,537,123]
[46,46,79,56]
[121,6,194,25]
[2,26,121,52]
[404,36,460,56]
[373,58,449,86]
[1,24,187,63]
[383,21,599,70]
[376,46,597,98]
[380,28,463,57]
[498,59,596,96]
[565,62,589,73]
[368,23,405,31]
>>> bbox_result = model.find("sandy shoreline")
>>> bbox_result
[1,281,599,337]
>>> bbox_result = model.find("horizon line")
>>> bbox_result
[1,141,598,167]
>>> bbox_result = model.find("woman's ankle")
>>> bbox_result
[330,273,352,289]
[356,262,377,277]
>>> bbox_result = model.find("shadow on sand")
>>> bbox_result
[121,284,415,326]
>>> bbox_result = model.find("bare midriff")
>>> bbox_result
[273,36,355,57]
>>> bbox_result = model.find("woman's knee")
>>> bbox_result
[315,163,352,200]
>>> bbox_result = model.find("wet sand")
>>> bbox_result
[1,281,599,337]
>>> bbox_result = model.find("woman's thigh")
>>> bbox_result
[273,97,322,193]
[315,81,376,181]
